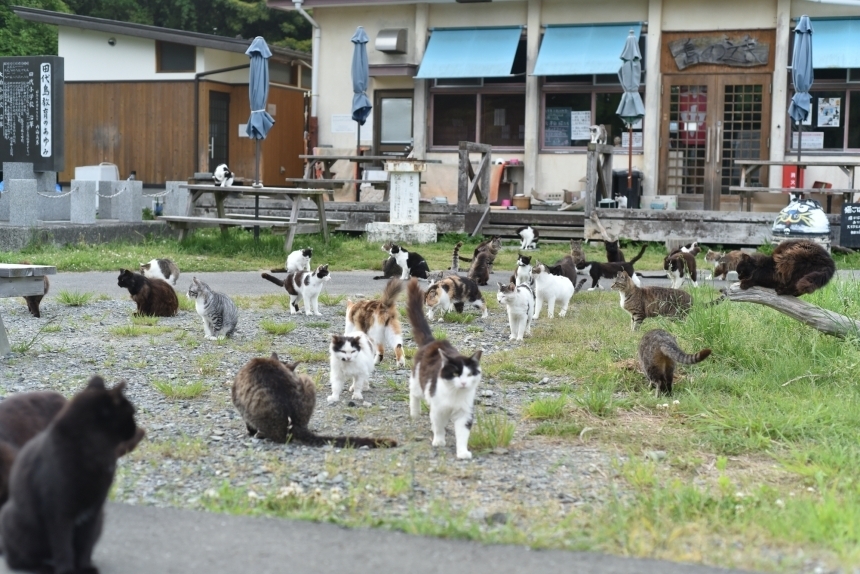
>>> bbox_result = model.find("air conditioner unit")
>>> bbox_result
[434,77,483,88]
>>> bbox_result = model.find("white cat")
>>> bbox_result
[497,282,535,341]
[589,124,607,145]
[327,332,376,403]
[531,261,575,319]
[139,258,180,287]
[286,247,312,272]
[213,164,234,187]
[516,225,539,251]
[261,264,331,315]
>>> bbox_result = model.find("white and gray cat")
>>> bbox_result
[186,277,239,340]
[496,282,535,341]
[271,247,312,274]
[327,332,376,403]
[261,264,331,315]
[139,258,179,287]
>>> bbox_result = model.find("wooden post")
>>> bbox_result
[585,143,615,217]
[457,141,493,235]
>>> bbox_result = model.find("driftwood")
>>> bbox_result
[712,283,860,338]
[589,212,617,243]
[832,245,856,255]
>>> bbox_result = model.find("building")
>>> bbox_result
[13,7,312,186]
[267,0,860,213]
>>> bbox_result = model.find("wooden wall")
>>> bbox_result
[661,29,776,75]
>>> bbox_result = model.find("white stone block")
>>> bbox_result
[8,179,39,226]
[365,222,437,244]
[70,180,97,224]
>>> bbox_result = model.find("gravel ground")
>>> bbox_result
[0,280,619,532]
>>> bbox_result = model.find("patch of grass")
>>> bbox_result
[130,315,159,326]
[523,396,568,420]
[135,436,208,461]
[152,379,206,399]
[431,329,447,340]
[306,321,331,329]
[194,353,222,376]
[441,312,475,324]
[531,421,585,437]
[260,319,297,336]
[232,295,255,310]
[177,294,196,313]
[319,292,346,306]
[11,321,56,354]
[466,326,484,333]
[468,411,516,452]
[56,290,93,306]
[287,347,329,363]
[573,384,617,418]
[42,323,61,333]
[109,323,172,337]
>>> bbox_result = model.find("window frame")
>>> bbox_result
[787,72,859,153]
[428,84,527,152]
[156,41,196,74]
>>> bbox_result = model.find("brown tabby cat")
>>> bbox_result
[460,236,502,273]
[638,329,711,395]
[569,239,586,265]
[117,269,179,317]
[232,353,396,448]
[18,261,49,318]
[449,241,464,273]
[345,278,406,366]
[710,250,744,281]
[610,271,693,330]
[736,240,836,296]
[467,251,491,286]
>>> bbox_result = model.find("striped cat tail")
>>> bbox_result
[450,241,463,272]
[406,278,434,347]
[291,427,397,449]
[660,343,712,365]
[261,273,285,287]
[379,277,404,308]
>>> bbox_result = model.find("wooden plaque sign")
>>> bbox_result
[669,35,770,71]
[840,203,860,249]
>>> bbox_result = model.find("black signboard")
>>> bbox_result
[841,203,860,248]
[544,107,571,147]
[0,56,64,172]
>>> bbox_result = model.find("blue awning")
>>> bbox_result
[534,23,642,76]
[810,18,860,68]
[415,27,522,79]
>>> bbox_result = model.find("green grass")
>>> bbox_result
[177,294,196,313]
[287,347,329,363]
[319,292,346,306]
[109,323,172,337]
[523,396,568,420]
[468,411,516,452]
[441,311,475,324]
[260,319,297,336]
[305,321,331,329]
[152,379,206,399]
[56,290,93,306]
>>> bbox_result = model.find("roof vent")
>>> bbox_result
[376,29,407,54]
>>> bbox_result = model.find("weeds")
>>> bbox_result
[56,291,93,306]
[260,319,297,336]
[152,379,206,399]
[468,411,516,452]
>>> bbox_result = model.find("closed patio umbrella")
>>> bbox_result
[246,36,276,239]
[788,16,813,175]
[351,26,372,154]
[616,30,645,191]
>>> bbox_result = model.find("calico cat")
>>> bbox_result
[117,268,179,317]
[466,252,491,286]
[186,277,239,340]
[262,264,331,315]
[496,282,535,341]
[19,261,49,318]
[373,241,403,281]
[424,275,488,321]
[532,261,576,319]
[406,278,482,460]
[638,329,712,396]
[0,377,142,574]
[271,247,313,274]
[328,333,376,403]
[711,250,744,281]
[516,225,539,250]
[510,254,532,286]
[139,258,180,287]
[610,271,693,331]
[735,240,836,297]
[663,251,698,288]
[345,278,406,366]
[450,241,464,273]
[459,236,502,273]
[388,244,430,280]
[232,353,396,447]
[604,239,626,263]
[575,244,647,290]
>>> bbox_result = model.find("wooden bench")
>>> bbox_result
[0,264,57,355]
[728,186,858,212]
[284,178,390,201]
[225,213,346,227]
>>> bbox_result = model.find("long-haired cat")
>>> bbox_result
[639,329,711,395]
[711,250,743,280]
[139,258,180,287]
[0,377,142,574]
[610,271,693,330]
[271,247,313,274]
[424,275,488,321]
[186,277,239,340]
[262,264,331,315]
[735,240,836,296]
[373,241,403,280]
[406,278,482,460]
[532,261,576,319]
[388,244,430,280]
[232,353,396,447]
[345,278,406,366]
[18,261,49,318]
[328,333,376,403]
[664,251,698,288]
[575,244,647,290]
[516,225,539,250]
[496,282,535,341]
[117,269,179,317]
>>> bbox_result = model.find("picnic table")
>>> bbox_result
[289,154,398,200]
[731,160,860,212]
[161,185,337,252]
[0,264,56,355]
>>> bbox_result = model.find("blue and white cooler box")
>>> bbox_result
[772,198,831,236]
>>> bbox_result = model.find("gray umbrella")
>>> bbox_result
[788,16,813,166]
[245,36,276,239]
[616,30,645,191]
[351,26,372,155]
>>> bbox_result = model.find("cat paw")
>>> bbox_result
[587,287,597,291]
[431,437,446,447]
[456,450,473,460]
[314,312,323,316]
[351,393,364,401]
[559,311,567,317]
[205,335,217,341]
[509,334,515,340]
[326,395,340,404]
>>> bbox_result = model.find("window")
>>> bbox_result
[156,41,195,73]
[788,69,860,151]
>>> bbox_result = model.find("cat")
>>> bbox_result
[388,244,430,280]
[327,333,376,403]
[117,268,179,317]
[345,278,406,366]
[19,261,49,318]
[139,258,180,287]
[604,239,626,263]
[424,275,488,321]
[0,376,142,574]
[709,250,743,281]
[575,244,647,290]
[516,225,539,251]
[704,248,724,269]
[589,124,608,145]
[459,236,502,274]
[663,251,698,288]
[510,253,532,286]
[213,163,234,187]
[569,239,586,265]
[271,247,313,274]
[466,251,491,286]
[680,241,701,256]
[449,241,464,273]
[531,261,576,319]
[261,264,331,315]
[610,271,693,331]
[373,241,403,280]
[735,240,836,297]
[231,352,396,447]
[405,278,482,460]
[496,281,535,341]
[638,329,712,396]
[186,277,239,340]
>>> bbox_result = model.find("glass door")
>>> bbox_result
[374,90,413,156]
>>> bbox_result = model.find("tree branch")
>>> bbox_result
[589,212,617,243]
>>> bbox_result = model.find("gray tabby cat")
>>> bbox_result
[186,277,239,340]
[610,271,692,331]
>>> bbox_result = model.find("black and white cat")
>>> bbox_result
[497,282,535,341]
[186,277,239,340]
[327,333,376,403]
[213,164,234,187]
[261,264,331,315]
[509,254,532,286]
[389,244,431,280]
[139,258,180,287]
[516,225,539,250]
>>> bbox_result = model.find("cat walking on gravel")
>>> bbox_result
[186,277,239,340]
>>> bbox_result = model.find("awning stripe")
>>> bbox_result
[533,23,642,76]
[810,18,860,69]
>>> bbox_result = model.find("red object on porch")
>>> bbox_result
[782,165,805,188]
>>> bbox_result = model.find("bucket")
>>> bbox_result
[512,196,531,210]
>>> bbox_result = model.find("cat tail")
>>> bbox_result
[261,273,285,287]
[660,343,712,365]
[450,241,463,271]
[291,427,397,449]
[574,277,588,294]
[795,270,835,295]
[269,267,288,273]
[628,244,648,265]
[406,277,435,347]
[379,277,404,309]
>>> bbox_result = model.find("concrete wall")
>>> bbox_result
[541,0,647,24]
[662,0,776,30]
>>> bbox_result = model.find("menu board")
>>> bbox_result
[570,110,592,141]
[0,56,64,171]
[544,107,571,146]
[841,203,860,249]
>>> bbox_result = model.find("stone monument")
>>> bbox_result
[365,160,437,244]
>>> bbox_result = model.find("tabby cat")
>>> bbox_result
[117,269,179,317]
[328,332,376,403]
[139,258,180,287]
[638,329,711,396]
[186,277,239,340]
[569,239,586,265]
[345,278,406,366]
[424,275,488,321]
[496,282,534,341]
[232,353,396,447]
[466,251,491,286]
[262,264,331,315]
[575,244,647,290]
[735,240,836,296]
[709,250,743,281]
[516,225,539,251]
[406,278,482,460]
[450,241,464,273]
[459,236,502,273]
[610,271,693,331]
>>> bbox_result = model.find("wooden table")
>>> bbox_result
[731,160,860,212]
[296,155,440,200]
[165,185,331,252]
[0,264,57,355]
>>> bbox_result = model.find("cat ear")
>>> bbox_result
[86,375,107,391]
[470,350,483,362]
[270,352,280,362]
[497,282,505,289]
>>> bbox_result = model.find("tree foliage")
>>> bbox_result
[0,0,71,56]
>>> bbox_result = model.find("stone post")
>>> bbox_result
[365,160,436,244]
[8,180,39,226]
[162,182,189,216]
[110,180,142,222]
[70,180,97,224]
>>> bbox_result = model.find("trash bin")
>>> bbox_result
[611,169,642,209]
